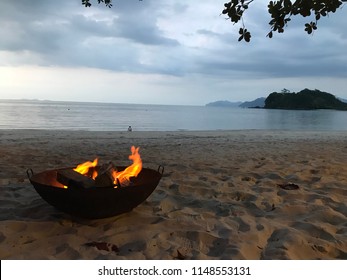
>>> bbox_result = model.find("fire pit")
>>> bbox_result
[26,146,164,219]
[27,166,163,219]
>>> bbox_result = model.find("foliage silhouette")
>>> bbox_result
[222,0,345,41]
[82,0,346,42]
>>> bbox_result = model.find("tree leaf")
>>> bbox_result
[244,31,251,42]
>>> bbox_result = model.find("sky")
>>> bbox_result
[0,0,346,105]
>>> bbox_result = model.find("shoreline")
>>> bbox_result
[1,129,347,259]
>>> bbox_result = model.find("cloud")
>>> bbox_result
[0,0,180,71]
[0,0,346,104]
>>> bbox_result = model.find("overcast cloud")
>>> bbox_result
[0,0,346,105]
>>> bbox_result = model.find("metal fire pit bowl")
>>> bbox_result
[27,166,164,219]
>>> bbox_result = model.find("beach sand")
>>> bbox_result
[0,129,346,259]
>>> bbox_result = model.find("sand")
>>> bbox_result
[0,129,346,260]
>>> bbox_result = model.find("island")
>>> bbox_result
[206,89,347,110]
[205,100,242,107]
[239,97,266,108]
[264,89,347,110]
[206,98,265,108]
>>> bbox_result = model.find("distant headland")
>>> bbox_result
[206,89,347,111]
[206,97,265,108]
[264,89,347,110]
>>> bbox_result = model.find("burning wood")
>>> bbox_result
[56,146,142,189]
[57,169,95,189]
[74,158,98,179]
[95,162,117,188]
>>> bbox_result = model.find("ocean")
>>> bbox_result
[1,99,347,131]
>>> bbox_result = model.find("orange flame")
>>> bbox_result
[112,146,142,185]
[74,158,98,179]
[72,146,142,187]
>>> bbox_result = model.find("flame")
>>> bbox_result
[74,158,98,179]
[71,146,142,188]
[112,146,142,185]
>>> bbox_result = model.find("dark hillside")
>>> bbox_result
[264,89,347,110]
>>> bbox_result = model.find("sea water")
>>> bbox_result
[1,99,347,131]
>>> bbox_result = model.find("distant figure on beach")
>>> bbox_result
[127,126,132,132]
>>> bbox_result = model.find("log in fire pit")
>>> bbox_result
[26,146,163,219]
